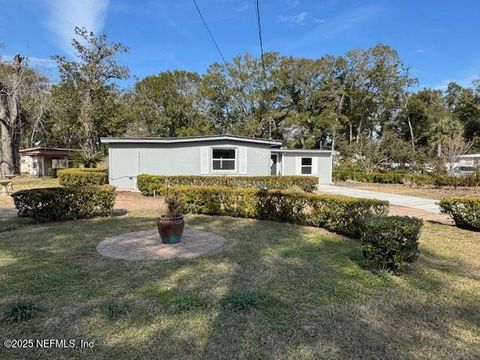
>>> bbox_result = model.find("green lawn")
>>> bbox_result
[0,211,479,359]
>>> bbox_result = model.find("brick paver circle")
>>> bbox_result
[97,228,225,260]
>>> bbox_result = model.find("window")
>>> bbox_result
[212,148,236,171]
[301,157,312,174]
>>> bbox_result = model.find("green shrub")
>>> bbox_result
[3,298,46,322]
[439,197,480,231]
[165,186,389,237]
[333,166,407,184]
[334,165,480,187]
[12,185,116,222]
[58,168,108,186]
[361,216,423,272]
[137,174,319,195]
[431,173,480,187]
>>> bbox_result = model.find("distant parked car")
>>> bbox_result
[449,165,477,176]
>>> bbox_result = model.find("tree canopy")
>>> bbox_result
[1,29,479,175]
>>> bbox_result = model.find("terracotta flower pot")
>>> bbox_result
[157,215,185,244]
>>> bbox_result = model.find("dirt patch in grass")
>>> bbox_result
[336,181,480,200]
[114,191,165,215]
[389,206,453,224]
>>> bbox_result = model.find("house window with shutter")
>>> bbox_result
[212,148,236,171]
[301,157,312,174]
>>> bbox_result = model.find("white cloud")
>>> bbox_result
[433,73,479,91]
[277,12,309,25]
[276,4,382,52]
[44,0,110,55]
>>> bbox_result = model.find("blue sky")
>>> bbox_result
[1,0,479,90]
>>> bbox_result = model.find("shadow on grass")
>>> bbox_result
[0,215,479,359]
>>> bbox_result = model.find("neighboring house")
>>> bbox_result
[457,153,480,168]
[100,135,333,190]
[20,147,74,176]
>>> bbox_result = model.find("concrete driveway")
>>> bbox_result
[317,185,441,214]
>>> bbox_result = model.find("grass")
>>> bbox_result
[0,176,59,208]
[8,176,59,191]
[0,209,479,359]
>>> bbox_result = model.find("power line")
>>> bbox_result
[254,0,267,78]
[192,0,229,68]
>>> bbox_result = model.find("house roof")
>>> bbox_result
[459,153,480,158]
[100,135,283,147]
[19,147,76,156]
[272,149,333,154]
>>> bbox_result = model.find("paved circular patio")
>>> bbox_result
[97,228,225,260]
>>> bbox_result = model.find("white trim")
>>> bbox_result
[300,157,314,175]
[280,153,284,175]
[270,153,280,175]
[312,157,318,175]
[271,149,332,154]
[101,135,282,146]
[108,147,112,185]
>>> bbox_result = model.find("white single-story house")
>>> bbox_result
[20,147,74,176]
[457,153,480,167]
[100,135,333,190]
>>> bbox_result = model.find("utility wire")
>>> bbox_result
[192,0,229,68]
[254,0,267,79]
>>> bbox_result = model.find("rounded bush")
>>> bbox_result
[58,168,108,186]
[360,216,423,272]
[12,185,116,222]
[439,197,479,231]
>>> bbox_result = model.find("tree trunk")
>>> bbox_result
[80,88,96,153]
[356,117,363,143]
[0,54,23,175]
[407,116,415,152]
[0,124,12,175]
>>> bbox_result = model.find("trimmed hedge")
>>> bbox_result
[58,168,108,186]
[361,216,423,272]
[165,186,389,237]
[333,166,480,187]
[439,197,480,231]
[12,185,116,222]
[137,174,319,195]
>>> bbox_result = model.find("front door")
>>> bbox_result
[271,154,278,175]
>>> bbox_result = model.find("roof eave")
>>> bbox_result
[100,136,283,146]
